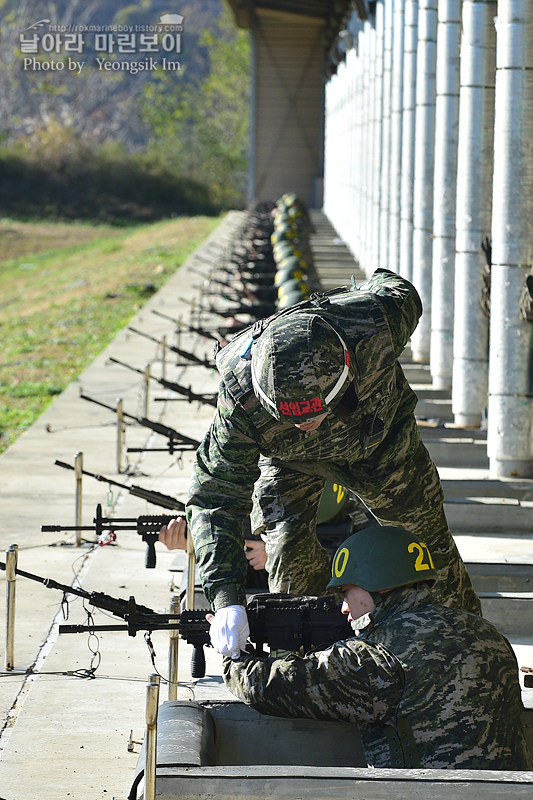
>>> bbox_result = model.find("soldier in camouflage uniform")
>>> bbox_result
[186,268,481,658]
[222,527,532,770]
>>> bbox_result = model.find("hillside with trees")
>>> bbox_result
[0,0,250,218]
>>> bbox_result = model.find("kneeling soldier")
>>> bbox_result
[221,526,532,770]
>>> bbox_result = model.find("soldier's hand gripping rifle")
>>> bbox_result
[0,556,353,678]
[41,503,177,568]
[79,393,200,454]
[68,593,354,677]
[127,326,215,370]
[107,357,217,408]
[54,460,185,512]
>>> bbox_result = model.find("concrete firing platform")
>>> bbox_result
[0,209,532,800]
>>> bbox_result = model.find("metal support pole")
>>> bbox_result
[410,0,438,363]
[452,0,496,427]
[74,451,83,547]
[429,0,461,389]
[186,533,196,611]
[168,595,180,701]
[144,675,160,800]
[116,397,125,474]
[143,364,150,418]
[5,544,18,671]
[488,0,533,477]
[160,334,167,382]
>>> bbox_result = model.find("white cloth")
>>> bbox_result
[209,604,250,659]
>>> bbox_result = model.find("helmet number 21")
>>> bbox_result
[408,541,434,572]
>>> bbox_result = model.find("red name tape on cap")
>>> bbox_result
[279,396,324,416]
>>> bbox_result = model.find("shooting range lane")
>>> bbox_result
[0,208,532,799]
[0,211,244,800]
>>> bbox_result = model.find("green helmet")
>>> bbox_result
[250,311,354,421]
[274,257,309,284]
[317,482,348,524]
[327,526,438,592]
[274,266,307,287]
[274,209,306,228]
[273,241,310,263]
[278,277,310,299]
[271,227,301,245]
[278,191,306,210]
[277,289,309,309]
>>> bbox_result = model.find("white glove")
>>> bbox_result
[209,604,249,659]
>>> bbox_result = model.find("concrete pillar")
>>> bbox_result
[369,0,385,274]
[430,0,461,389]
[410,0,438,362]
[389,0,406,274]
[452,0,496,427]
[488,0,533,478]
[399,0,419,281]
[378,0,394,269]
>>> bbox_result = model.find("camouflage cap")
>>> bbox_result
[250,312,354,421]
[327,526,438,592]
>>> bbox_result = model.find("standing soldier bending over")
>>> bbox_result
[186,268,481,659]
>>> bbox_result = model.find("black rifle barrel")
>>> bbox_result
[107,357,217,407]
[79,393,200,448]
[54,460,185,512]
[151,309,220,342]
[128,326,214,369]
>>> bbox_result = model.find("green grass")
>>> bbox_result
[0,215,221,453]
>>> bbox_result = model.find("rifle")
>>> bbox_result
[150,309,220,343]
[190,267,277,302]
[177,296,275,321]
[41,503,176,568]
[0,558,208,678]
[189,266,236,288]
[107,357,217,408]
[127,326,214,370]
[194,282,277,305]
[54,460,185,512]
[79,393,201,453]
[193,285,243,304]
[0,556,352,678]
[65,593,352,666]
[150,309,246,341]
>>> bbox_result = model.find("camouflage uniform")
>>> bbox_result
[223,585,532,770]
[186,269,480,614]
